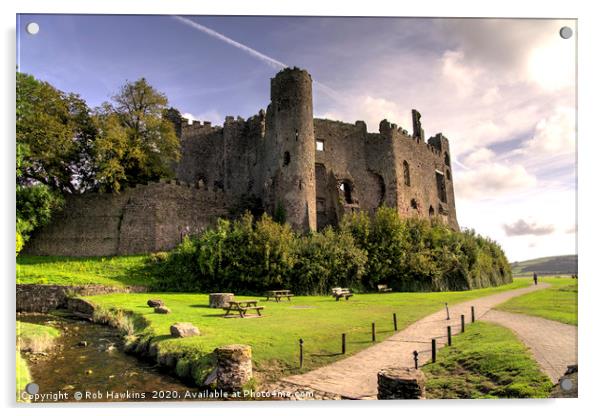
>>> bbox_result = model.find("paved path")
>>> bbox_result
[482,309,577,383]
[282,283,550,399]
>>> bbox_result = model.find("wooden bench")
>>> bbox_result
[223,300,264,318]
[331,287,353,301]
[265,290,295,302]
[377,284,393,293]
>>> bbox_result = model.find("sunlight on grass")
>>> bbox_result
[16,255,153,287]
[495,277,577,325]
[423,321,553,398]
[85,279,530,379]
[17,321,61,353]
[16,349,31,402]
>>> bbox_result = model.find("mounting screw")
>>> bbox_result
[559,26,573,39]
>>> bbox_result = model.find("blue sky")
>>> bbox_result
[17,14,577,262]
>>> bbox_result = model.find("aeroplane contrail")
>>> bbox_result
[171,15,344,103]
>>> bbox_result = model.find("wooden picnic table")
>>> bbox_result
[223,300,264,318]
[331,287,354,301]
[265,290,295,302]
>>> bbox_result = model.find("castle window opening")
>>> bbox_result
[295,129,299,141]
[316,139,324,152]
[403,160,411,186]
[429,206,435,217]
[411,199,418,210]
[316,198,325,212]
[444,152,450,167]
[339,181,354,204]
[446,169,451,180]
[283,151,291,167]
[435,171,447,203]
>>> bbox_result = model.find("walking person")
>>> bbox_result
[533,272,538,285]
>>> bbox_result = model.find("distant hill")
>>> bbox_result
[511,255,578,276]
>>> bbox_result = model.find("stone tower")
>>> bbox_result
[266,68,317,231]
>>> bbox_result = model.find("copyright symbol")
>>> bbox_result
[74,391,83,401]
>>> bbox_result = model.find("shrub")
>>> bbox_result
[292,227,367,294]
[151,237,202,292]
[340,207,512,292]
[151,207,512,294]
[197,213,297,293]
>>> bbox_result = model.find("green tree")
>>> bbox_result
[93,78,180,191]
[16,184,63,255]
[16,72,97,194]
[293,227,367,294]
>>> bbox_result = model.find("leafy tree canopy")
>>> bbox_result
[93,78,180,192]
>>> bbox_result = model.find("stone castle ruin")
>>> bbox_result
[26,68,458,256]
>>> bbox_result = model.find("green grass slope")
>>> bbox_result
[17,321,61,352]
[496,277,577,325]
[16,255,153,287]
[423,321,553,398]
[16,349,31,402]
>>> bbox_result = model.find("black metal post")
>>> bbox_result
[445,302,450,320]
[372,322,376,342]
[413,350,419,369]
[461,314,465,333]
[447,325,452,346]
[431,339,437,363]
[393,313,398,331]
[299,338,304,368]
[342,333,346,354]
[471,306,476,323]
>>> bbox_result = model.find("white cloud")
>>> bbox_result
[454,162,536,200]
[181,110,223,126]
[440,50,482,98]
[521,106,575,155]
[528,38,576,92]
[462,147,495,166]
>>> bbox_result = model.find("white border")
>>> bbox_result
[2,1,600,416]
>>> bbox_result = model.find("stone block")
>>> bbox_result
[209,293,234,308]
[377,367,425,400]
[214,344,253,391]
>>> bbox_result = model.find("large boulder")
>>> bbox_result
[154,306,171,314]
[170,322,200,338]
[147,299,164,308]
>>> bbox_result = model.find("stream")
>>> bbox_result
[18,313,202,403]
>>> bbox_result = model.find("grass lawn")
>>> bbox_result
[85,279,530,381]
[17,321,61,353]
[495,277,577,325]
[16,349,31,401]
[16,255,153,287]
[423,321,553,398]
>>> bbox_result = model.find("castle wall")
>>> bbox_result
[25,182,233,257]
[313,119,388,228]
[24,67,459,257]
[385,121,459,229]
[312,117,459,230]
[176,122,224,190]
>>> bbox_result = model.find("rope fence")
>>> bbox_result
[295,303,482,369]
